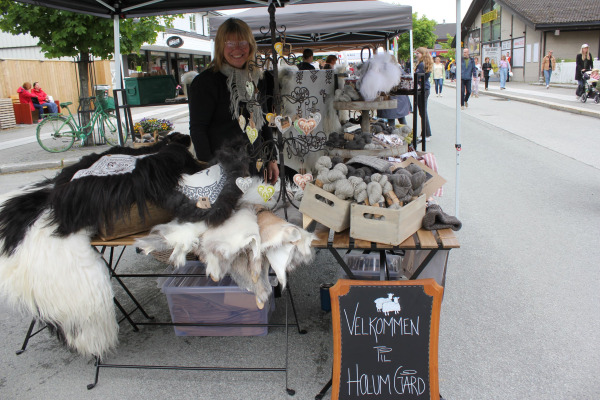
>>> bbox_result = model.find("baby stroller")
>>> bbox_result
[578,69,600,103]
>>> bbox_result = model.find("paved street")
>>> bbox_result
[0,84,599,399]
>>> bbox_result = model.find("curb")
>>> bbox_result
[0,157,84,174]
[444,83,600,119]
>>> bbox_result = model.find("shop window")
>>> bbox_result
[481,0,501,42]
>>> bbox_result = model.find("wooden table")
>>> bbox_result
[311,225,459,281]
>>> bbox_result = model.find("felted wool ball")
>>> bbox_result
[367,181,384,204]
[315,156,332,173]
[406,163,423,175]
[411,170,426,194]
[334,179,354,200]
[348,176,368,203]
[331,156,344,166]
[389,174,412,199]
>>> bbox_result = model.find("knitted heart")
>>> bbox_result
[246,125,258,144]
[274,115,292,134]
[293,173,313,190]
[258,184,275,202]
[274,42,283,56]
[238,115,246,131]
[309,112,322,126]
[294,118,317,135]
[235,177,253,193]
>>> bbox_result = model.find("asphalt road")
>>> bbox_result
[0,88,599,399]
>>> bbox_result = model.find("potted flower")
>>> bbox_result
[133,117,174,138]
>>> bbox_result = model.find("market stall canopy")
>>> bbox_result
[209,1,413,52]
[14,0,351,18]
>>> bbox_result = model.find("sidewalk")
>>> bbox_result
[445,80,600,118]
[0,103,189,174]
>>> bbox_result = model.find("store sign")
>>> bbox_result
[513,37,525,48]
[167,36,184,48]
[329,279,443,400]
[481,9,498,24]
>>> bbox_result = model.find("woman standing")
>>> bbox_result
[498,55,511,90]
[414,47,433,142]
[189,18,278,183]
[432,57,444,97]
[482,57,492,91]
[575,44,594,97]
[472,57,481,97]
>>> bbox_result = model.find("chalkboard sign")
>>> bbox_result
[330,279,443,400]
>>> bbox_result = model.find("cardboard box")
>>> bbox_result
[392,157,446,199]
[161,262,274,337]
[350,194,426,245]
[299,182,352,232]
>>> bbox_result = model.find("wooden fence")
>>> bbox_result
[0,59,113,113]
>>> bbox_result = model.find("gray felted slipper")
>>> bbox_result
[422,204,462,231]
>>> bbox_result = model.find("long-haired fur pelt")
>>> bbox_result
[0,210,117,358]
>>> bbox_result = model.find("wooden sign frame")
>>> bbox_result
[330,279,443,400]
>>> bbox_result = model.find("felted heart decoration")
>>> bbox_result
[235,177,253,193]
[309,112,322,126]
[258,184,275,202]
[238,115,246,131]
[245,81,254,98]
[293,173,313,190]
[294,118,317,135]
[274,115,292,134]
[246,125,258,144]
[274,42,283,56]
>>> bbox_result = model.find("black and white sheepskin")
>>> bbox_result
[0,134,250,358]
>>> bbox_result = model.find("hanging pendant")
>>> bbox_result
[238,115,246,131]
[258,184,275,202]
[246,125,258,144]
[256,159,264,171]
[245,81,254,98]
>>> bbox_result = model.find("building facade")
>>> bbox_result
[461,0,600,82]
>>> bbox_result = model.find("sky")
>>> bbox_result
[380,0,474,24]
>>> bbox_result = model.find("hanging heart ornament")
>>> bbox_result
[246,125,258,144]
[235,177,253,193]
[238,115,246,131]
[274,42,283,56]
[266,113,276,126]
[293,173,313,190]
[245,81,254,98]
[258,184,275,202]
[294,118,317,135]
[274,115,292,134]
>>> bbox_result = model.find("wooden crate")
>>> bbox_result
[97,202,173,241]
[350,194,426,245]
[299,182,351,232]
[0,98,16,129]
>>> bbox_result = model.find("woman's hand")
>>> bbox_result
[267,160,279,185]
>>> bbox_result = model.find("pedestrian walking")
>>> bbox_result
[498,55,511,89]
[444,58,450,80]
[472,56,481,97]
[432,56,444,97]
[575,44,594,97]
[505,52,511,82]
[482,57,492,90]
[450,60,456,82]
[541,50,556,89]
[460,48,477,109]
[414,47,432,141]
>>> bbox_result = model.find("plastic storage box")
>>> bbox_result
[161,262,274,336]
[342,251,402,280]
[124,75,177,105]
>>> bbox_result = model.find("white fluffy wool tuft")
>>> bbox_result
[0,211,118,359]
[358,53,402,101]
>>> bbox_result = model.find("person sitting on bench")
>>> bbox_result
[17,82,45,122]
[31,82,58,114]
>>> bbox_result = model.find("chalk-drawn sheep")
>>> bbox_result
[374,293,394,312]
[382,297,400,316]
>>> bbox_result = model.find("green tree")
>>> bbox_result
[0,1,175,142]
[441,34,456,61]
[396,13,437,62]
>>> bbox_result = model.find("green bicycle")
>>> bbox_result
[36,96,129,153]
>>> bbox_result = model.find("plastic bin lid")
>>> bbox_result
[161,262,253,294]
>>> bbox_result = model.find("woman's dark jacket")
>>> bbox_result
[575,53,594,81]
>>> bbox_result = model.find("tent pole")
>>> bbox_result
[455,0,461,218]
[409,30,414,72]
[113,14,124,146]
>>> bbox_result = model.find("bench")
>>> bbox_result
[10,95,61,124]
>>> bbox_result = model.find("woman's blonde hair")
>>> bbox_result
[211,18,257,71]
[581,46,591,60]
[414,47,433,73]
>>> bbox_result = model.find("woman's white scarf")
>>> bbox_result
[220,64,265,132]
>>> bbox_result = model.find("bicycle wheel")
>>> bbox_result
[99,114,128,146]
[36,116,76,152]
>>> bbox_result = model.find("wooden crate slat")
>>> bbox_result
[416,229,439,249]
[437,228,460,248]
